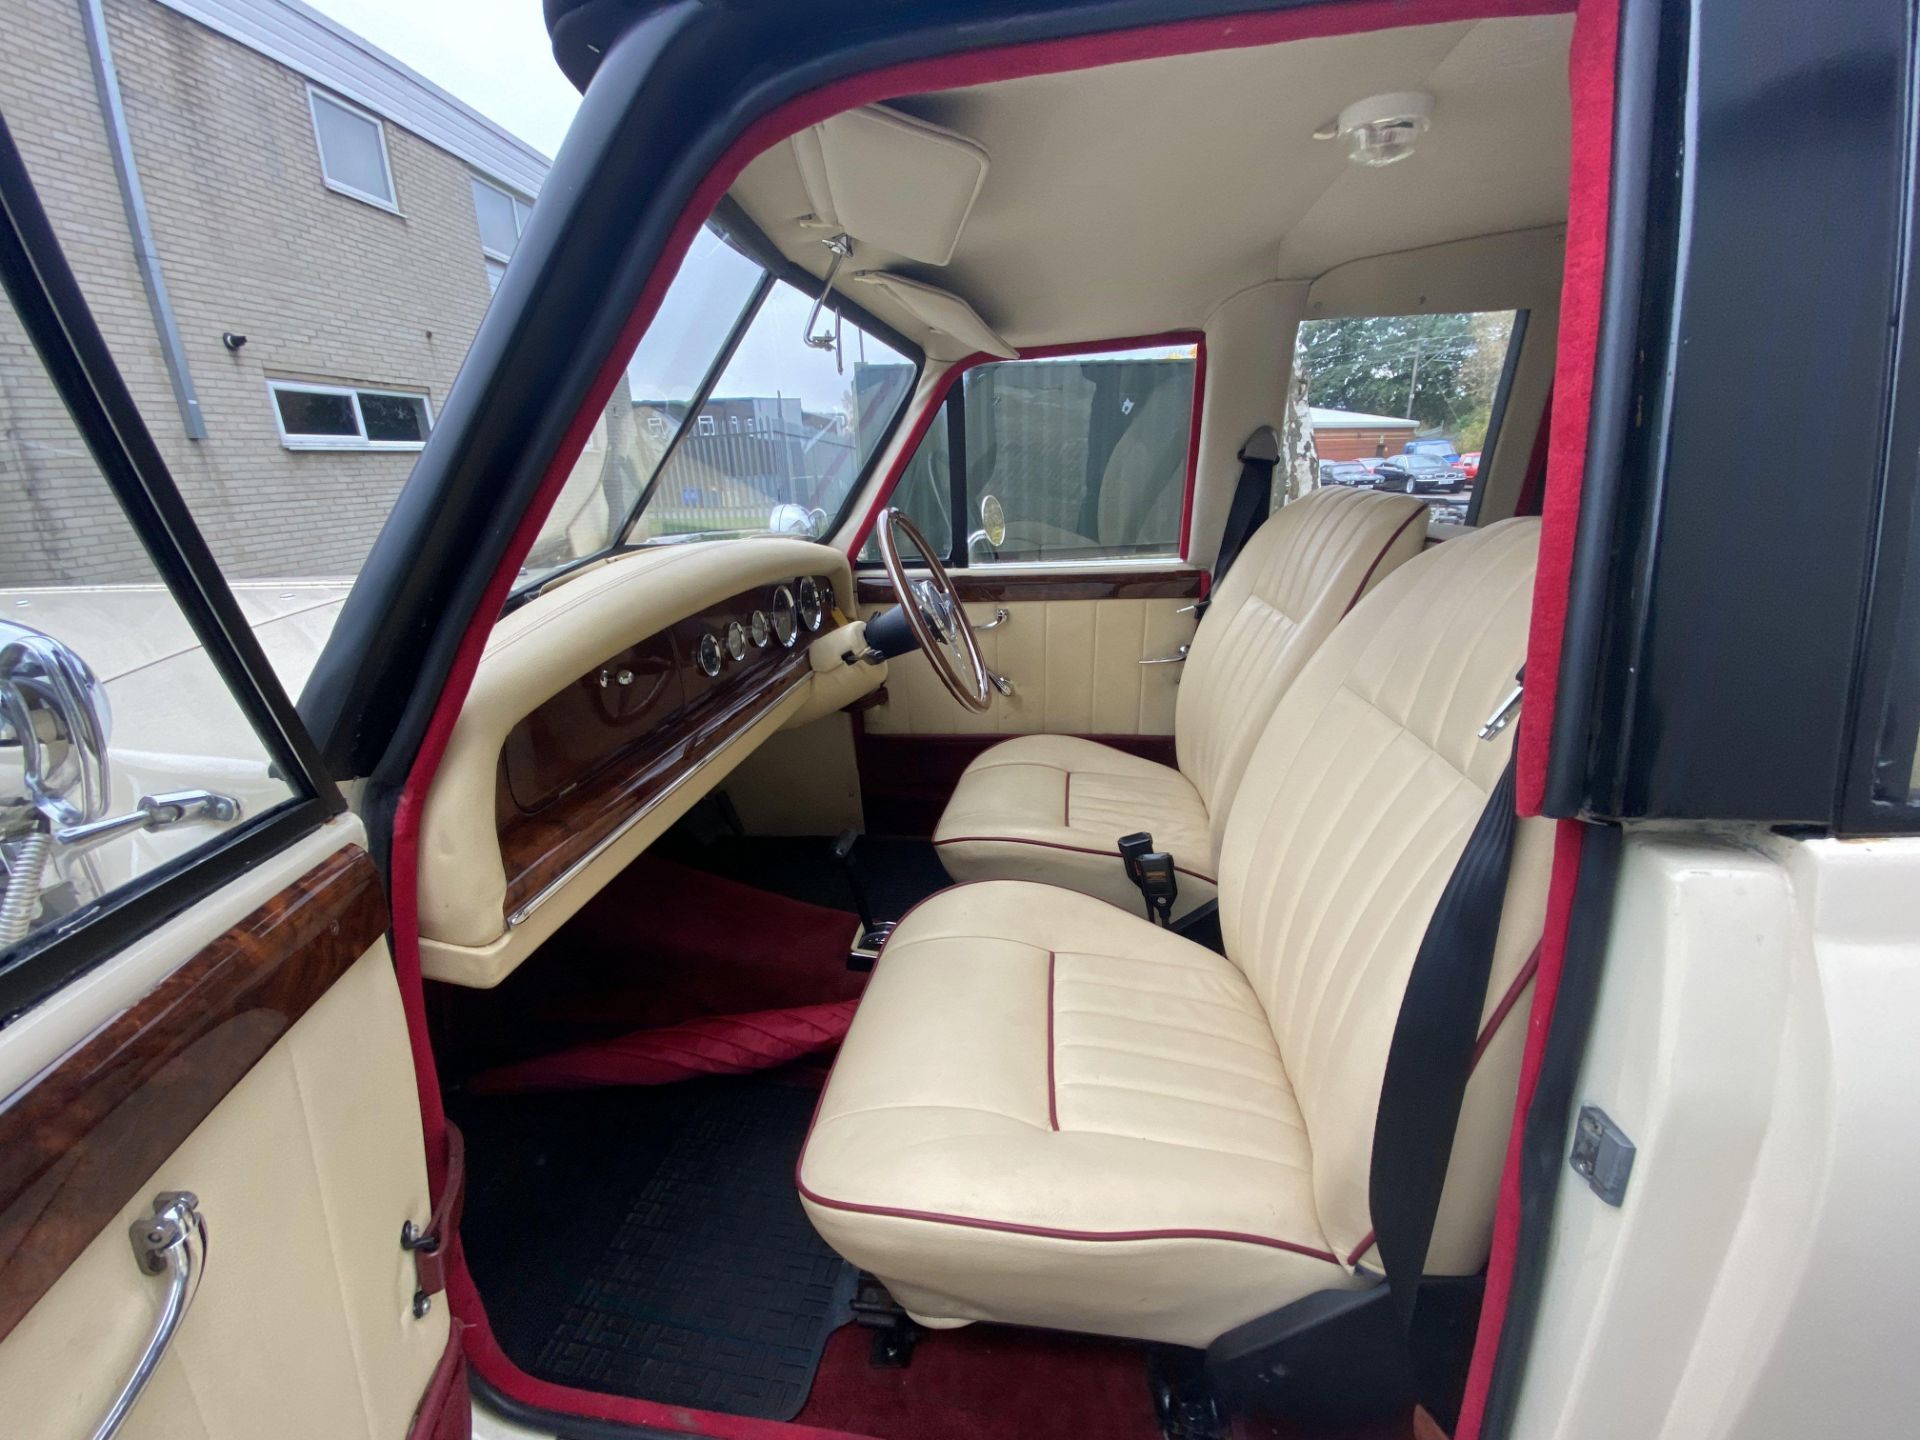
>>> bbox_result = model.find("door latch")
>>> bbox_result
[1569,1104,1635,1206]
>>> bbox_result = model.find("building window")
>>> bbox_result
[472,176,533,262]
[307,88,396,211]
[697,413,717,436]
[269,380,432,450]
[484,259,506,295]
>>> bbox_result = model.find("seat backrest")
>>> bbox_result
[1176,487,1428,856]
[1215,517,1552,1274]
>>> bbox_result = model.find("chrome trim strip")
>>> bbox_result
[503,671,808,929]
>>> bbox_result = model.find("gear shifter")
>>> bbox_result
[833,830,895,969]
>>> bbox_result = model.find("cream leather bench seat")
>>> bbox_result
[933,486,1429,917]
[801,518,1550,1347]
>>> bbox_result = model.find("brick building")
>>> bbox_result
[0,0,553,583]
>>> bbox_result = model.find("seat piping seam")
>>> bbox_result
[1046,950,1060,1131]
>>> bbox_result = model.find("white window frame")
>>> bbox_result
[307,86,399,213]
[267,379,433,452]
[471,175,532,263]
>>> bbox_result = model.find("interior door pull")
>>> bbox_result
[93,1192,206,1440]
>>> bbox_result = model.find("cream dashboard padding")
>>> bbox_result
[418,539,852,959]
[783,620,886,730]
[800,519,1550,1345]
[0,942,445,1440]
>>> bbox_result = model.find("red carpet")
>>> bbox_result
[795,1324,1164,1440]
[467,999,858,1093]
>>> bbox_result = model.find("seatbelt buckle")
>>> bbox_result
[1136,851,1178,927]
[1117,831,1153,888]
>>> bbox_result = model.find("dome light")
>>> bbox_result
[1330,91,1434,167]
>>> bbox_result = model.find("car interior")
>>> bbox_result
[413,10,1579,1439]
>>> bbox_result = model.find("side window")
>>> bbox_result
[1,283,311,989]
[1292,311,1521,524]
[863,342,1197,566]
[965,346,1194,563]
[308,88,397,211]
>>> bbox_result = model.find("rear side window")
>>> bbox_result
[863,341,1197,565]
[1293,311,1520,523]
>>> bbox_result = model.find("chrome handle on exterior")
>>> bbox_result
[94,1192,206,1440]
[1139,645,1191,666]
[976,608,1011,631]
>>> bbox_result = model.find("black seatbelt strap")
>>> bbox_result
[1208,426,1281,602]
[1368,754,1521,1416]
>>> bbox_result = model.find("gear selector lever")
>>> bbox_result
[833,830,896,969]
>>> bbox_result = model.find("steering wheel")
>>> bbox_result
[875,507,991,712]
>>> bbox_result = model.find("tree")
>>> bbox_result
[1297,313,1507,440]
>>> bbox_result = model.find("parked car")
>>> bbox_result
[1353,455,1390,476]
[1321,460,1376,487]
[1376,451,1466,494]
[1403,436,1462,464]
[1459,450,1482,481]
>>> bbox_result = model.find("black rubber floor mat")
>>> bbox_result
[454,1077,854,1421]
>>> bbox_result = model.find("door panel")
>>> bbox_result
[0,835,448,1440]
[855,571,1202,737]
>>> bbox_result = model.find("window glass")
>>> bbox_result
[1291,311,1519,524]
[516,226,764,588]
[963,345,1194,563]
[0,288,300,963]
[859,402,952,562]
[309,90,394,207]
[270,382,431,451]
[626,279,917,546]
[471,177,521,259]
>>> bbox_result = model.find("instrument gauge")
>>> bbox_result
[771,585,799,648]
[750,609,772,648]
[696,632,723,677]
[725,619,748,662]
[797,576,825,633]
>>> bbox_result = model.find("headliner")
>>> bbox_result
[729,13,1574,354]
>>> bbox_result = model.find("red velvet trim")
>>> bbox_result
[1454,820,1590,1440]
[1342,503,1431,615]
[408,1321,472,1440]
[387,3,1584,1430]
[845,330,1207,560]
[466,1000,859,1095]
[1518,0,1621,816]
[1045,951,1060,1131]
[797,1181,1342,1265]
[933,834,1216,885]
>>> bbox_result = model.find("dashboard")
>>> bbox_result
[416,540,876,987]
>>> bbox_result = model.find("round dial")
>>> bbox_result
[770,585,799,648]
[696,632,723,677]
[750,609,772,648]
[797,576,825,633]
[725,619,748,662]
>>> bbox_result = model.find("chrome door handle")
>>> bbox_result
[976,607,1010,631]
[93,1192,206,1440]
[1139,645,1190,666]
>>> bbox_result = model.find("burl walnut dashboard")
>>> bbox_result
[416,541,864,988]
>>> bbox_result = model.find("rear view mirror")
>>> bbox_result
[0,620,112,832]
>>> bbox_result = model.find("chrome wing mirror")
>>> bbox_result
[967,493,1007,563]
[0,619,113,834]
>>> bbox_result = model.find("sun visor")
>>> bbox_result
[848,271,1017,361]
[790,106,988,266]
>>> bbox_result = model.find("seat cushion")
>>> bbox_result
[932,735,1216,918]
[798,880,1360,1347]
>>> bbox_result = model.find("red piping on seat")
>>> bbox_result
[1046,951,1060,1131]
[933,833,1217,885]
[796,1182,1343,1266]
[1341,502,1431,616]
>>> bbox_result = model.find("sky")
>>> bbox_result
[304,0,581,159]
